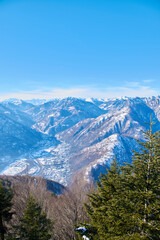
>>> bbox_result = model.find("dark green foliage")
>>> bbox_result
[84,159,135,240]
[82,123,160,239]
[14,195,54,240]
[0,180,13,240]
[127,124,160,239]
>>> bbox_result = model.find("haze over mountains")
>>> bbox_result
[0,96,160,185]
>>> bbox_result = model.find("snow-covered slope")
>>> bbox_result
[27,98,106,135]
[58,102,159,148]
[0,102,58,175]
[1,96,160,184]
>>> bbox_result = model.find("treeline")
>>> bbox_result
[1,124,160,239]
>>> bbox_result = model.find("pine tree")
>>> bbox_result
[82,123,160,239]
[0,180,13,240]
[83,158,128,239]
[15,195,54,240]
[85,159,141,240]
[126,123,160,239]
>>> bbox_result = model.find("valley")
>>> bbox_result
[0,96,160,185]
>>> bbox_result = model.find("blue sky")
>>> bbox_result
[0,0,160,100]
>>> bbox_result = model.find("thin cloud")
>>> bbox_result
[0,84,158,101]
[142,79,155,83]
[125,81,140,87]
[106,86,157,98]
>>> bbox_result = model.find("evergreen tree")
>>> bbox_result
[15,195,54,240]
[82,123,160,239]
[0,180,13,240]
[126,123,160,239]
[83,158,139,240]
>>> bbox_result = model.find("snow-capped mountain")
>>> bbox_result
[0,102,58,175]
[27,97,106,135]
[0,96,160,185]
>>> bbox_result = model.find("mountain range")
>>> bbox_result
[0,96,160,185]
